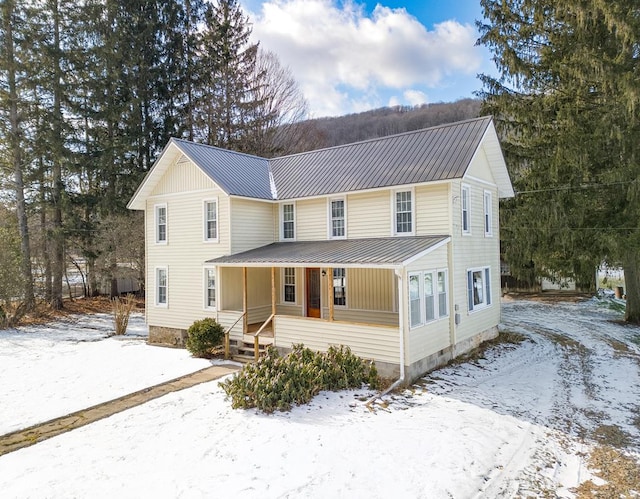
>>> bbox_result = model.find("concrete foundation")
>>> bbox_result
[404,325,499,385]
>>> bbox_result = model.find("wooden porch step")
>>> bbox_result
[242,334,274,346]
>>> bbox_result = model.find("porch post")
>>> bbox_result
[327,267,334,321]
[242,266,248,334]
[271,266,276,315]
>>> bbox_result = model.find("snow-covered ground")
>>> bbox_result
[0,298,639,498]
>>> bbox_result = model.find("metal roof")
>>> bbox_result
[207,236,450,268]
[269,116,492,199]
[172,139,273,200]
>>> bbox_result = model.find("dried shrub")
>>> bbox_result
[112,294,135,335]
[219,344,379,413]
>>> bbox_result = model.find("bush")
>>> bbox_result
[185,318,225,358]
[112,294,135,335]
[219,344,379,413]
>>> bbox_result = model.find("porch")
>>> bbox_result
[208,236,451,376]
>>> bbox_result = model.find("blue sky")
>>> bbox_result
[241,0,496,117]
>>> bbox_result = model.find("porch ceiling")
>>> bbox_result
[207,236,450,269]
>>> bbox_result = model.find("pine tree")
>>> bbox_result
[478,0,640,321]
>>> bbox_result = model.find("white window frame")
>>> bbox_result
[203,199,219,242]
[155,203,167,244]
[282,267,296,303]
[328,198,347,239]
[393,188,415,236]
[155,266,168,307]
[461,185,471,235]
[483,190,493,237]
[204,267,217,310]
[280,203,296,241]
[409,268,449,329]
[467,266,492,313]
[332,268,347,307]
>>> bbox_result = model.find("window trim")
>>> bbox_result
[392,188,415,236]
[332,267,347,307]
[203,267,217,310]
[155,203,168,244]
[328,197,347,239]
[461,184,471,235]
[409,268,449,329]
[280,203,296,241]
[282,267,297,304]
[483,190,493,237]
[155,266,168,308]
[467,266,492,313]
[203,198,219,243]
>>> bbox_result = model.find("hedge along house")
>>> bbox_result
[127,117,514,383]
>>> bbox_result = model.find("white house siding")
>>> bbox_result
[405,245,452,365]
[452,147,502,343]
[230,198,275,254]
[218,267,272,324]
[415,183,451,235]
[295,198,326,240]
[347,268,396,311]
[346,191,392,238]
[146,159,231,331]
[274,316,400,365]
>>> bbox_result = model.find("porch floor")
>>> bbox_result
[246,322,274,337]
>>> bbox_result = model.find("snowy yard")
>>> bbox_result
[0,298,639,498]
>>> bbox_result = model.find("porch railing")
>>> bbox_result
[224,312,246,360]
[253,313,275,362]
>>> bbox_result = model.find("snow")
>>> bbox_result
[1,298,639,498]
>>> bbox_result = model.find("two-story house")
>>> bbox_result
[128,116,514,383]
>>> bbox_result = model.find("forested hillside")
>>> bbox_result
[302,98,481,149]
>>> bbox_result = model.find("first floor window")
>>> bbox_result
[409,268,449,328]
[205,268,216,308]
[333,268,346,306]
[437,270,448,317]
[156,267,167,306]
[467,267,492,311]
[409,273,422,327]
[284,267,296,302]
[204,200,217,241]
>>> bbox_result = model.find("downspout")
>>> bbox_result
[366,267,405,407]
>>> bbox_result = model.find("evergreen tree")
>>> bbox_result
[478,0,640,321]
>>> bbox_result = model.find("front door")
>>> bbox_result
[306,268,321,318]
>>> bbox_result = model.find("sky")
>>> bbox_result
[240,0,496,118]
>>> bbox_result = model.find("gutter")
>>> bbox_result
[366,268,406,407]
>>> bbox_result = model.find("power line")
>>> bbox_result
[515,179,637,194]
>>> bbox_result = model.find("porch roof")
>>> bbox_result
[207,236,450,269]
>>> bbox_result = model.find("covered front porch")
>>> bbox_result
[208,236,450,377]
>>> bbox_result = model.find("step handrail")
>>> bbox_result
[253,313,275,361]
[224,312,246,360]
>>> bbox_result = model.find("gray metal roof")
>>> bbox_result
[172,139,273,200]
[207,236,450,268]
[269,116,492,199]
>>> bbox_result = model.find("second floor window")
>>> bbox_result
[155,204,167,243]
[395,190,413,234]
[204,200,217,241]
[484,190,492,236]
[462,185,471,234]
[330,199,345,238]
[282,203,295,240]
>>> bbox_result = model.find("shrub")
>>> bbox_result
[219,344,379,413]
[185,318,225,357]
[112,294,135,335]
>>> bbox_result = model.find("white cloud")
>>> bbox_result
[247,0,483,117]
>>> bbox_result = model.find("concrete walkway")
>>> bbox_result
[0,364,240,457]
